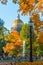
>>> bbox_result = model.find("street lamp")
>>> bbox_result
[29,20,34,62]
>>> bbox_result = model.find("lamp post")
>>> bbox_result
[30,20,33,62]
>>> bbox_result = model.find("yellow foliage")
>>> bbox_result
[6,31,21,43]
[0,35,3,40]
[19,0,36,15]
[35,0,43,8]
[19,0,36,4]
[8,51,14,56]
[3,47,7,53]
[3,31,22,56]
[3,43,15,53]
[15,41,22,46]
[29,0,36,3]
[11,31,21,40]
[31,13,40,23]
[19,0,43,15]
[37,32,43,43]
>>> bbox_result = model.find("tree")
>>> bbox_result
[20,23,37,56]
[20,23,30,40]
[0,18,9,56]
[3,31,22,56]
[5,31,21,43]
[20,23,30,56]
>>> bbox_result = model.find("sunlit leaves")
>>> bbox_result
[31,13,40,22]
[20,2,34,15]
[11,31,21,41]
[0,35,3,40]
[3,42,16,56]
[18,0,43,15]
[3,41,22,56]
[15,41,22,46]
[35,0,43,8]
[31,13,43,38]
[3,43,15,52]
[3,31,22,56]
[37,32,43,44]
[5,31,21,43]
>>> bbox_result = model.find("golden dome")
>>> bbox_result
[12,19,23,27]
[12,14,23,27]
[11,14,24,32]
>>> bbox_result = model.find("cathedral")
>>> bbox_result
[11,14,24,33]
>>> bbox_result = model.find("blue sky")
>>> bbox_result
[0,0,29,30]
